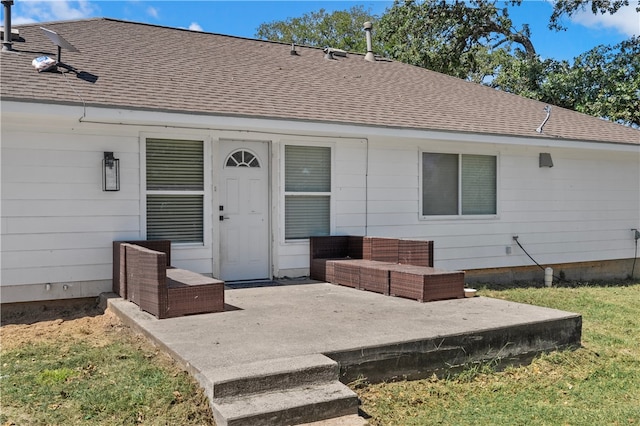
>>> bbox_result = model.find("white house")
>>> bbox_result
[2,18,639,304]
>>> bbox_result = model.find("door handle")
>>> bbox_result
[219,215,230,221]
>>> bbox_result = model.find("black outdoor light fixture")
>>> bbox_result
[103,151,120,191]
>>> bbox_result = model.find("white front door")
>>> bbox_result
[219,140,270,281]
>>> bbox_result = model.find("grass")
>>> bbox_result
[0,311,214,425]
[356,282,640,425]
[2,283,639,425]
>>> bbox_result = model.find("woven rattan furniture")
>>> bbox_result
[329,259,365,289]
[121,243,224,319]
[113,240,172,300]
[310,236,463,302]
[309,236,364,282]
[362,237,400,263]
[389,265,464,302]
[398,240,434,267]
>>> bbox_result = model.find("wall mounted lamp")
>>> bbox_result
[103,151,120,191]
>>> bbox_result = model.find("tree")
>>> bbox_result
[376,0,535,81]
[255,5,378,52]
[551,37,640,126]
[491,37,640,126]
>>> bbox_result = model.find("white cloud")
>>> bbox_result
[188,22,203,32]
[570,4,640,37]
[12,1,98,24]
[146,6,158,19]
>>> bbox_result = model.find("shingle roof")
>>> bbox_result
[2,18,638,145]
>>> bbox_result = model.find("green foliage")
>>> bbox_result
[493,37,640,126]
[377,0,535,80]
[0,340,213,425]
[357,284,640,425]
[255,5,378,52]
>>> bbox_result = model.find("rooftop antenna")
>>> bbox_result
[363,21,375,62]
[2,0,14,51]
[536,105,551,133]
[40,26,79,68]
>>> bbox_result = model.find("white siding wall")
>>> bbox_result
[2,104,638,302]
[1,116,140,302]
[1,113,215,302]
[275,136,639,275]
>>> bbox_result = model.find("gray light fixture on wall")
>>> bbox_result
[103,151,120,191]
[539,153,553,168]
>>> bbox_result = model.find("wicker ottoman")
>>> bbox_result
[357,260,395,294]
[331,260,361,288]
[390,265,464,302]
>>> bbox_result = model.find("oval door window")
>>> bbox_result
[225,149,261,168]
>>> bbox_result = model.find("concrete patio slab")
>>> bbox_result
[105,282,581,425]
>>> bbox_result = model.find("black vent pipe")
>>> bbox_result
[2,0,14,51]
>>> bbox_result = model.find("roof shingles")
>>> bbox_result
[1,18,638,145]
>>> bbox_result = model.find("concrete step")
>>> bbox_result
[206,354,340,399]
[212,381,359,426]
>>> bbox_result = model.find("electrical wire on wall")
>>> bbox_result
[513,236,567,283]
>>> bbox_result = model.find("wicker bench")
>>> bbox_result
[310,236,464,302]
[114,241,225,319]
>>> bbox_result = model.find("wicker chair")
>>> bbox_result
[113,240,171,300]
[122,243,224,319]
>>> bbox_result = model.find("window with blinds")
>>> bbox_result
[422,152,496,216]
[146,139,204,243]
[284,145,331,239]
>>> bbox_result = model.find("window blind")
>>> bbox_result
[461,155,496,215]
[146,195,204,242]
[285,196,330,239]
[146,139,205,243]
[284,145,331,239]
[147,139,203,190]
[285,145,331,192]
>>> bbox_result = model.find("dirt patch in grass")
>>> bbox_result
[1,299,122,352]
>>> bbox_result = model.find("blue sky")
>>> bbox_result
[5,1,639,61]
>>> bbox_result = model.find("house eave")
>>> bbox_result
[2,99,638,152]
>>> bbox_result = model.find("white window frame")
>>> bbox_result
[141,133,211,247]
[281,141,335,243]
[419,150,499,220]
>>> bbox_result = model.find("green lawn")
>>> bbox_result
[0,312,215,425]
[356,283,640,425]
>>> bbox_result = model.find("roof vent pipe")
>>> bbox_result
[363,21,375,62]
[2,0,14,52]
[323,47,334,60]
